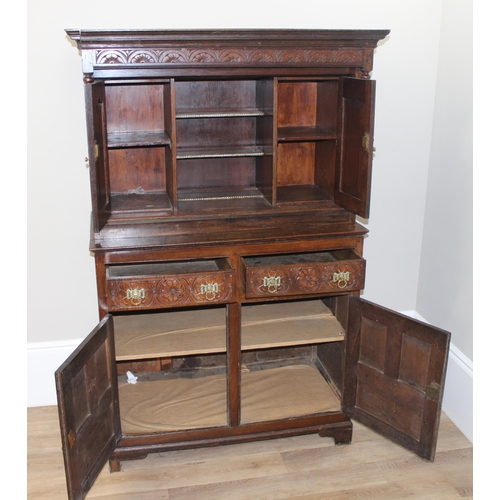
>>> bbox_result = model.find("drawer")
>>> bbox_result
[107,259,235,311]
[243,250,365,298]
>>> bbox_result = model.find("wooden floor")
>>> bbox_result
[28,406,472,499]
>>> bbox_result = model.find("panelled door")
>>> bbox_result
[343,296,450,461]
[335,77,375,219]
[86,79,110,231]
[55,316,121,500]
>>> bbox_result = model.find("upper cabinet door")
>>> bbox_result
[343,296,450,461]
[85,80,109,231]
[335,78,375,219]
[55,316,121,500]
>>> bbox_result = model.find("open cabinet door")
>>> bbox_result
[343,296,450,461]
[85,80,110,232]
[335,77,375,219]
[55,316,121,500]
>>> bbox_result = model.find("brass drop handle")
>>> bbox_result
[126,288,146,305]
[332,271,350,289]
[199,282,219,301]
[262,275,281,294]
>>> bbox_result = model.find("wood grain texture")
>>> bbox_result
[28,406,472,499]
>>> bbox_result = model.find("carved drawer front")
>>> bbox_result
[107,259,235,311]
[243,250,365,298]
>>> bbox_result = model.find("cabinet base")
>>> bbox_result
[109,417,353,470]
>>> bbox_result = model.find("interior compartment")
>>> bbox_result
[114,298,344,433]
[175,79,273,205]
[276,79,338,205]
[103,82,175,217]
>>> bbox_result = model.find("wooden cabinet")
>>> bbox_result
[56,29,450,500]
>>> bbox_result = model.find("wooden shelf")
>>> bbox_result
[277,126,336,142]
[176,107,270,119]
[107,131,172,148]
[108,192,173,215]
[114,299,344,361]
[176,146,266,160]
[277,185,335,205]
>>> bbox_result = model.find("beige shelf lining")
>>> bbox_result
[119,364,341,434]
[114,299,345,361]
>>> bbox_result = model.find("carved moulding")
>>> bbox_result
[94,48,364,66]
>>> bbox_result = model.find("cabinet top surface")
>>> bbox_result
[66,28,390,46]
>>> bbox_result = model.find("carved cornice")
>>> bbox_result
[66,29,389,74]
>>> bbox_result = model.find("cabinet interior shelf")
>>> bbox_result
[114,299,344,361]
[277,126,337,142]
[176,108,270,119]
[108,192,173,214]
[107,131,172,148]
[176,146,266,160]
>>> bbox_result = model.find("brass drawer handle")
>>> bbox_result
[262,275,281,294]
[126,288,146,305]
[332,271,350,289]
[199,282,219,301]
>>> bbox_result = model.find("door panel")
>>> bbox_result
[335,78,375,218]
[85,80,110,230]
[55,316,120,500]
[343,296,450,460]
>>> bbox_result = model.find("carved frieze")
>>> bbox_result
[94,48,363,66]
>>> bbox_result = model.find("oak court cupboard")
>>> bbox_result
[55,29,450,500]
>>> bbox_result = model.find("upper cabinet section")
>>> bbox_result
[66,30,389,240]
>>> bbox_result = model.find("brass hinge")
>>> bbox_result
[94,141,99,159]
[427,382,441,402]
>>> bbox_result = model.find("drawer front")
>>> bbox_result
[244,252,365,298]
[107,267,235,311]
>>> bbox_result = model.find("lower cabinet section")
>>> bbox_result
[55,255,449,500]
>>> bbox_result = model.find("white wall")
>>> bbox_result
[416,0,472,441]
[417,0,472,360]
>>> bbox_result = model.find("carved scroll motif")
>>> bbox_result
[95,48,363,66]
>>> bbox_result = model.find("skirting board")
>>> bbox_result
[27,313,473,443]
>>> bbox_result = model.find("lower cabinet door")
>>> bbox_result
[342,296,451,461]
[55,316,121,500]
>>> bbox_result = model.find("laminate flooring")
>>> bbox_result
[27,406,472,499]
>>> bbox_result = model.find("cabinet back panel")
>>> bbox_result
[106,85,166,133]
[278,80,337,132]
[108,148,167,194]
[278,82,317,127]
[175,80,258,110]
[277,142,315,186]
[177,157,257,191]
[176,117,257,149]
